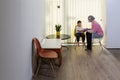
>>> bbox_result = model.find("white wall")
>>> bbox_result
[0,0,45,80]
[106,0,120,48]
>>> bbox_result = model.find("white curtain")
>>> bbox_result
[45,0,106,44]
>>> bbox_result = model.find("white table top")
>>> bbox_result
[41,39,61,49]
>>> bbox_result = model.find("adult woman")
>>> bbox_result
[86,15,104,51]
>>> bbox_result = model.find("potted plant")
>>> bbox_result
[55,24,61,38]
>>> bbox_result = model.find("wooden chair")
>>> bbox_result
[74,25,77,46]
[93,37,103,47]
[93,37,104,55]
[32,38,58,79]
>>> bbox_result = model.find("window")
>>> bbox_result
[45,0,106,44]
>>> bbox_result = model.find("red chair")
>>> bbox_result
[32,38,58,79]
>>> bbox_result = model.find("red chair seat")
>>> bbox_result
[39,50,58,58]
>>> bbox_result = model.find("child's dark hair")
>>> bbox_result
[77,20,82,24]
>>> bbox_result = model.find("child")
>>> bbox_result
[76,20,85,46]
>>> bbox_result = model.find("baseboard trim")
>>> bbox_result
[107,48,120,50]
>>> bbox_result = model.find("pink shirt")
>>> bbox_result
[92,21,103,36]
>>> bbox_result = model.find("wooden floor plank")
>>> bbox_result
[36,46,120,80]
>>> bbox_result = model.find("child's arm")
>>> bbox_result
[78,29,85,32]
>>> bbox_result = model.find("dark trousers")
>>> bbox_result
[76,33,85,42]
[86,32,92,50]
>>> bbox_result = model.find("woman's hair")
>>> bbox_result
[77,20,82,24]
[88,15,95,21]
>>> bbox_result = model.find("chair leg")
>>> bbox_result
[49,59,56,77]
[51,59,56,69]
[99,40,104,56]
[74,39,77,45]
[99,40,102,47]
[99,40,103,50]
[74,39,77,49]
[33,58,41,79]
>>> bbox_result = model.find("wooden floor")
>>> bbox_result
[108,49,120,61]
[36,46,120,80]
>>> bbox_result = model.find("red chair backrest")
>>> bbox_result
[32,38,43,54]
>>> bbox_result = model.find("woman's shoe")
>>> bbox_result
[85,48,92,51]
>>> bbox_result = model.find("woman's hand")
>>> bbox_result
[87,30,93,33]
[85,28,91,30]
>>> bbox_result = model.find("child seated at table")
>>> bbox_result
[75,20,85,46]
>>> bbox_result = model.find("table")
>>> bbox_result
[41,39,62,66]
[46,34,71,40]
[46,34,71,49]
[41,39,61,49]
